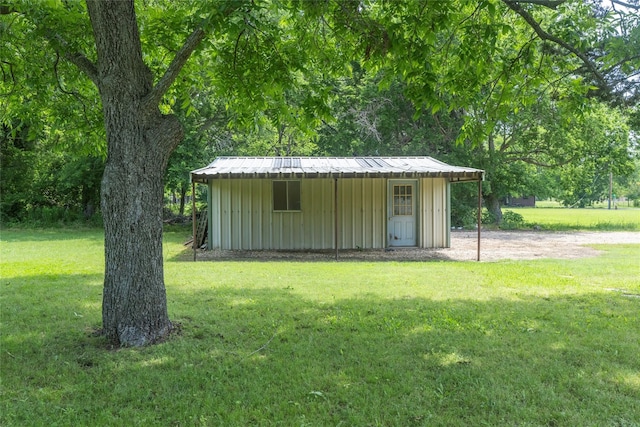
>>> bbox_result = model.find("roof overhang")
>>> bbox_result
[191,157,484,184]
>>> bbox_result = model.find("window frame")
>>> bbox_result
[392,183,414,216]
[272,180,302,212]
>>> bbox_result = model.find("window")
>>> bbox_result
[392,184,413,216]
[273,180,301,211]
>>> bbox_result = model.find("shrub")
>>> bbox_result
[482,209,497,225]
[451,208,478,229]
[500,210,526,229]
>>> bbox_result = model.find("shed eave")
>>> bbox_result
[193,171,483,182]
[191,157,484,182]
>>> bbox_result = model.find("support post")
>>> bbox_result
[334,178,339,261]
[477,178,482,262]
[192,179,197,262]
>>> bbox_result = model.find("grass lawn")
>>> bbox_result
[506,206,640,231]
[1,227,639,426]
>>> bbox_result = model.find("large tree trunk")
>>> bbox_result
[88,1,183,346]
[484,193,503,225]
[483,132,503,225]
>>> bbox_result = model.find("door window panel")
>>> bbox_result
[393,184,413,216]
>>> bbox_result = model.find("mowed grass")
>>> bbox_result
[1,227,639,426]
[506,206,640,231]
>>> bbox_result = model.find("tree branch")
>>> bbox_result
[611,0,640,10]
[502,0,609,90]
[603,54,640,75]
[63,50,99,86]
[507,0,568,8]
[0,3,99,85]
[53,51,92,123]
[321,119,339,134]
[0,60,16,96]
[142,27,205,109]
[507,150,578,167]
[45,31,99,86]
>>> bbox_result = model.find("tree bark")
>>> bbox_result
[87,0,183,346]
[484,193,503,225]
[484,132,504,225]
[179,184,187,216]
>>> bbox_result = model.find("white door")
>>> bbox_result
[388,180,417,247]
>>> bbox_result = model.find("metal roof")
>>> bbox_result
[191,157,483,182]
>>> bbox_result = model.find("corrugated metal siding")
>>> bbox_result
[209,177,449,250]
[209,178,335,250]
[303,178,334,249]
[419,178,449,248]
[338,178,386,249]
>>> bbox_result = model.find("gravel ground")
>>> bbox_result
[444,230,640,261]
[195,230,640,262]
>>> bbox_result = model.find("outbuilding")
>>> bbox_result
[191,156,483,256]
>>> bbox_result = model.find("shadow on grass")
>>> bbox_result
[0,228,104,243]
[0,225,191,244]
[168,247,461,263]
[2,279,639,426]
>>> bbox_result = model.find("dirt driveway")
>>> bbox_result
[445,230,640,262]
[197,230,640,262]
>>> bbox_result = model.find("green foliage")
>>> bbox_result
[0,122,103,224]
[1,1,105,224]
[1,229,639,425]
[619,158,640,205]
[475,97,636,219]
[0,1,104,156]
[551,103,637,207]
[499,210,525,230]
[450,184,480,228]
[314,71,465,157]
[4,0,638,229]
[481,208,497,226]
[0,124,37,221]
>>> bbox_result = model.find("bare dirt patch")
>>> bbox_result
[194,231,640,262]
[446,230,640,262]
